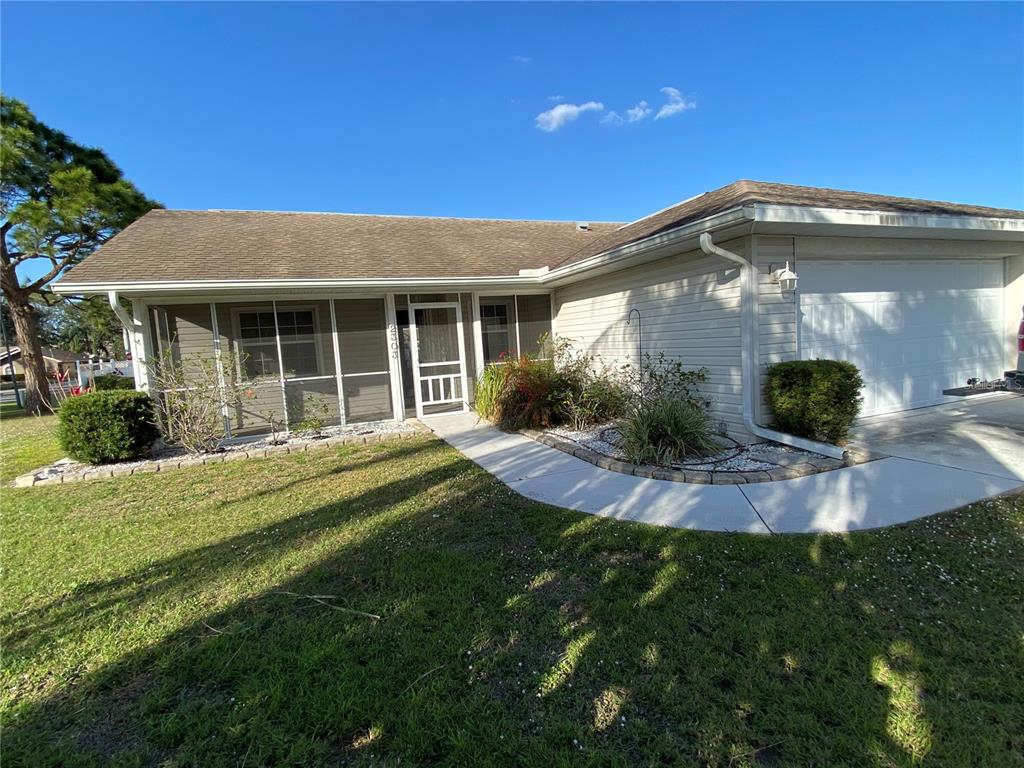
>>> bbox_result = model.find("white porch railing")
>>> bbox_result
[420,373,463,406]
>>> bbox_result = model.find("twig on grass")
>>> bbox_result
[267,591,381,620]
[403,664,446,694]
[728,740,785,766]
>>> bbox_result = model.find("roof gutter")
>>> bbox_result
[53,274,542,296]
[698,232,847,461]
[541,207,754,285]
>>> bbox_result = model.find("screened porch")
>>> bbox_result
[145,291,552,435]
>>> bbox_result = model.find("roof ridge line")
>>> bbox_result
[152,209,623,225]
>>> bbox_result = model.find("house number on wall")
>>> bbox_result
[388,322,400,360]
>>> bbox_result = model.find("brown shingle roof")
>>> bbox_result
[60,210,623,284]
[554,180,1024,268]
[58,182,1023,286]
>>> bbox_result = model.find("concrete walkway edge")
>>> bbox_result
[427,412,1023,534]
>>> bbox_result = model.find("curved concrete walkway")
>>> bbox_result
[427,412,1023,534]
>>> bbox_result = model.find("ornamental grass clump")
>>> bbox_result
[474,336,630,431]
[474,352,561,430]
[619,397,718,466]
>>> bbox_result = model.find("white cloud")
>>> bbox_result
[535,101,604,132]
[625,100,652,123]
[547,94,565,102]
[509,54,532,65]
[601,101,651,128]
[655,87,696,120]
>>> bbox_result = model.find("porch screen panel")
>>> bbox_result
[516,295,553,358]
[148,304,226,434]
[459,293,476,402]
[478,296,518,363]
[335,298,393,422]
[276,300,342,428]
[216,302,284,435]
[150,303,217,375]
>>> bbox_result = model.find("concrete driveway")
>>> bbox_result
[850,394,1024,482]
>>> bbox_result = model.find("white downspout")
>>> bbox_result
[698,232,847,461]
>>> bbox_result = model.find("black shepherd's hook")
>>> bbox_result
[627,307,642,397]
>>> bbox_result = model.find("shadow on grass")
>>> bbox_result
[3,438,1023,767]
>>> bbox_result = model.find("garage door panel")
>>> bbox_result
[799,259,1003,417]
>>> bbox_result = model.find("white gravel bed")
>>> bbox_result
[544,421,827,472]
[19,420,416,484]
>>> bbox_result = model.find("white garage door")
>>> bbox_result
[799,259,1005,417]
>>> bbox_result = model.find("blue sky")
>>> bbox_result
[3,1,1022,230]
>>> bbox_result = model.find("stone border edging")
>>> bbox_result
[519,428,877,484]
[13,421,432,488]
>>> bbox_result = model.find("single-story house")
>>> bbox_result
[53,180,1024,447]
[0,346,82,379]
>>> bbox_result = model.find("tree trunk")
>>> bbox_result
[2,286,50,415]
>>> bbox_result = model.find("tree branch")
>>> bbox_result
[25,260,71,293]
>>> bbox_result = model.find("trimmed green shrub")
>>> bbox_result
[765,359,864,444]
[58,391,160,464]
[619,397,718,466]
[92,374,135,391]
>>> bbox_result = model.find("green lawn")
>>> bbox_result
[0,403,62,483]
[1,415,1022,767]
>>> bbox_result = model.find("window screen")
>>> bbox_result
[237,309,319,377]
[480,302,512,363]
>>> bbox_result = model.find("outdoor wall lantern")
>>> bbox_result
[770,261,799,293]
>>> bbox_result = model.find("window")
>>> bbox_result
[236,308,320,378]
[480,302,512,363]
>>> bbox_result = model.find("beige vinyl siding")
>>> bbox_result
[754,237,799,424]
[554,239,749,438]
[335,297,393,422]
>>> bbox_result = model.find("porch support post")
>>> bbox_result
[130,299,153,392]
[549,292,558,341]
[209,302,231,438]
[512,294,522,358]
[271,299,289,432]
[384,293,405,421]
[471,291,484,379]
[329,298,347,426]
[454,302,470,413]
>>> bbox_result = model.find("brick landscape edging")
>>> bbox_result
[14,423,431,488]
[518,429,867,484]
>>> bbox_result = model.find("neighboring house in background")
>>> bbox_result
[0,346,81,380]
[52,181,1024,440]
